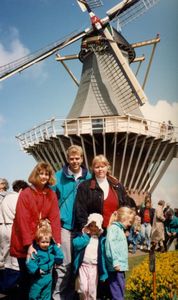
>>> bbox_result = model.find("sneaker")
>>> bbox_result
[160,246,165,253]
[140,245,143,250]
[132,248,136,254]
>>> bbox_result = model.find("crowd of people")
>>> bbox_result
[127,198,178,255]
[0,145,177,300]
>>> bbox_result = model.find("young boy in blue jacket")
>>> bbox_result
[26,223,64,300]
[73,213,108,300]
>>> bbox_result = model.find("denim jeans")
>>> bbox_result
[141,223,152,248]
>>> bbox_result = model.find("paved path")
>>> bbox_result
[128,247,149,257]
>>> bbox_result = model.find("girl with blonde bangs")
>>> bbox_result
[105,207,135,300]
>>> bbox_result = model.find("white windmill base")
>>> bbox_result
[16,115,178,206]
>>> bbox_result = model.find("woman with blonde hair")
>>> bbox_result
[105,207,135,300]
[10,161,61,300]
[74,154,129,232]
[74,154,132,299]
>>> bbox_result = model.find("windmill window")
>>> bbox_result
[92,118,104,133]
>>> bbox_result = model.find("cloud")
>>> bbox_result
[152,159,178,208]
[0,27,29,64]
[141,100,178,127]
[141,99,178,208]
[0,114,5,128]
[0,27,48,83]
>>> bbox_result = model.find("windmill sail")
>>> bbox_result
[0,29,88,82]
[77,0,103,11]
[0,0,160,82]
[107,0,160,27]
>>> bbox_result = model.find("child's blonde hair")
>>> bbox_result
[37,218,52,231]
[108,207,135,226]
[35,218,52,242]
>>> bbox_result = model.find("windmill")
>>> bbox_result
[1,0,177,205]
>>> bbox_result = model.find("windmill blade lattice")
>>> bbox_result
[86,0,103,9]
[107,0,160,27]
[0,29,88,82]
[76,0,103,11]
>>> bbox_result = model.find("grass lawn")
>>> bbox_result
[125,254,148,300]
[126,254,147,280]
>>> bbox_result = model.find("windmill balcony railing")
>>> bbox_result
[16,115,178,150]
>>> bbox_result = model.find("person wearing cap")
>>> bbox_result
[73,213,108,300]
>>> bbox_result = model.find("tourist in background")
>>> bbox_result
[164,208,178,251]
[0,180,28,297]
[151,200,165,252]
[0,178,9,202]
[0,178,10,269]
[128,214,144,254]
[139,198,155,251]
[0,177,10,296]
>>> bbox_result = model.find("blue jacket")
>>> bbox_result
[52,165,91,230]
[26,242,64,275]
[26,242,64,300]
[105,222,128,272]
[73,233,108,281]
[165,216,178,235]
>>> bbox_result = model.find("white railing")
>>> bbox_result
[16,115,178,150]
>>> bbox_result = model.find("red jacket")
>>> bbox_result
[10,186,61,258]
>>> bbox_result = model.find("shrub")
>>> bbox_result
[126,251,178,300]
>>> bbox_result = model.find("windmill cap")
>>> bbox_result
[85,213,103,230]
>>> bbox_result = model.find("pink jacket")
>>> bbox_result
[10,186,61,258]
